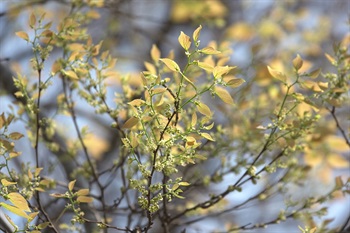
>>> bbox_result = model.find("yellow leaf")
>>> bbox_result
[327,153,349,168]
[92,41,103,56]
[325,53,336,64]
[1,179,17,186]
[68,180,76,192]
[197,61,214,73]
[35,167,43,177]
[225,77,245,88]
[76,189,90,196]
[51,61,62,74]
[8,193,30,212]
[29,13,36,28]
[201,132,215,141]
[214,86,234,105]
[16,31,29,41]
[191,112,197,126]
[213,65,234,78]
[128,99,145,107]
[122,117,139,129]
[292,54,303,71]
[327,136,349,151]
[201,46,221,55]
[151,44,160,62]
[86,10,101,19]
[306,68,320,79]
[0,202,30,219]
[40,29,54,38]
[267,66,286,83]
[179,181,190,186]
[77,196,94,203]
[196,103,212,117]
[193,25,202,41]
[178,31,191,50]
[9,132,24,140]
[144,61,156,74]
[83,134,109,160]
[62,70,79,80]
[160,58,180,72]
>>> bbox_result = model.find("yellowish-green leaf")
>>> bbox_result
[201,46,221,55]
[0,202,30,219]
[77,196,94,203]
[144,61,156,74]
[128,99,145,107]
[160,58,180,72]
[8,193,30,212]
[9,151,21,158]
[68,180,76,192]
[201,132,215,141]
[29,13,36,28]
[181,74,195,87]
[292,54,303,71]
[309,68,321,79]
[213,65,235,78]
[122,117,139,129]
[178,31,191,50]
[214,86,234,105]
[327,153,349,168]
[193,25,202,42]
[325,53,336,64]
[335,176,344,189]
[35,167,43,177]
[16,31,29,41]
[9,132,24,140]
[172,183,179,190]
[62,70,79,80]
[267,66,286,83]
[50,193,66,198]
[1,179,17,186]
[186,136,196,146]
[191,112,197,126]
[76,189,89,196]
[0,113,5,129]
[197,61,214,73]
[225,77,245,88]
[196,103,212,117]
[151,44,160,62]
[179,182,190,186]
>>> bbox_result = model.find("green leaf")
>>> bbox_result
[267,66,287,83]
[160,58,180,72]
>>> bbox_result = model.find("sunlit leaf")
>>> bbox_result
[267,66,287,83]
[16,31,29,41]
[193,25,202,41]
[29,13,36,28]
[292,54,303,71]
[225,77,245,88]
[9,132,24,140]
[197,61,214,72]
[128,99,146,107]
[160,58,180,72]
[191,112,197,126]
[214,86,234,105]
[178,31,191,50]
[122,117,139,129]
[327,153,349,168]
[8,193,30,212]
[151,44,160,62]
[213,65,234,78]
[196,103,212,117]
[0,202,30,219]
[1,179,17,186]
[201,132,215,141]
[309,68,321,79]
[68,180,76,192]
[179,182,190,186]
[325,53,336,64]
[62,70,79,80]
[77,196,94,203]
[83,134,109,160]
[201,46,221,55]
[335,176,344,189]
